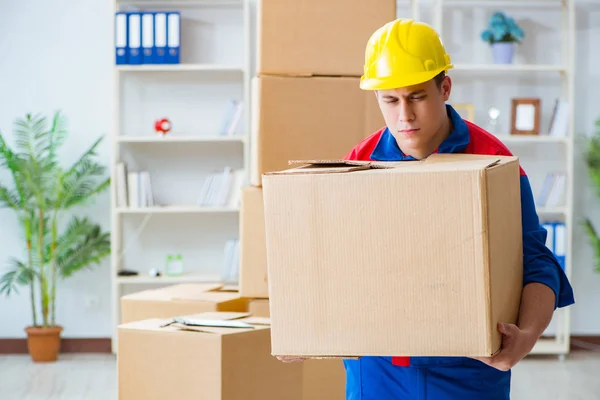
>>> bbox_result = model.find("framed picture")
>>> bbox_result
[511,98,541,135]
[452,103,475,122]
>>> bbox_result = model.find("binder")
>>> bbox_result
[553,222,566,271]
[154,12,167,64]
[542,222,554,252]
[141,12,155,64]
[127,12,142,64]
[166,12,181,64]
[115,12,128,64]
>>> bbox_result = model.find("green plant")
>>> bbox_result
[582,118,600,274]
[0,111,111,328]
[481,11,525,44]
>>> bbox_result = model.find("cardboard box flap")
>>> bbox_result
[423,153,517,169]
[265,159,392,176]
[171,290,241,303]
[165,312,270,335]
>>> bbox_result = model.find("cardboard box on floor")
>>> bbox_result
[118,312,303,400]
[120,283,247,324]
[250,75,385,186]
[240,187,269,298]
[248,299,347,400]
[262,154,524,358]
[257,0,396,76]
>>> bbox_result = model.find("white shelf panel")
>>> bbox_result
[116,64,245,73]
[116,206,240,214]
[496,135,569,144]
[117,135,247,143]
[538,206,567,215]
[117,273,222,285]
[117,0,242,7]
[529,337,568,355]
[452,64,567,73]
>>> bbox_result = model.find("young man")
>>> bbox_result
[279,18,575,399]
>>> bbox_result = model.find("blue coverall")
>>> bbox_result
[342,104,575,400]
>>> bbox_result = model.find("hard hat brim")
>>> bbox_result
[360,65,453,91]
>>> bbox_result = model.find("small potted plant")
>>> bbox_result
[481,11,524,64]
[0,111,111,362]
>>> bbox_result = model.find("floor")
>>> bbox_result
[0,351,599,399]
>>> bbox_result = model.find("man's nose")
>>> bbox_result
[398,101,415,122]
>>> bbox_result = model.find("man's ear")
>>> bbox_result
[441,76,452,101]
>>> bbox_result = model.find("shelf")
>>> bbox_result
[117,135,247,143]
[537,206,567,216]
[438,0,564,7]
[116,64,245,73]
[529,337,568,355]
[452,64,567,73]
[117,0,242,7]
[116,273,223,285]
[116,206,240,214]
[495,135,568,144]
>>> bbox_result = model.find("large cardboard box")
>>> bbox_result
[261,154,524,358]
[121,283,247,324]
[239,187,269,298]
[250,75,385,186]
[257,0,396,76]
[118,312,303,400]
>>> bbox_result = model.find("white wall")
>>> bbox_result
[1,0,599,338]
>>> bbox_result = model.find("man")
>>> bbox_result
[279,18,575,399]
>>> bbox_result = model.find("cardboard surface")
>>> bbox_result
[121,284,248,324]
[257,0,396,76]
[262,153,523,357]
[239,187,269,298]
[250,75,385,186]
[118,312,303,400]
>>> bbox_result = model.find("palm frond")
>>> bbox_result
[0,134,32,209]
[0,184,20,210]
[57,219,111,278]
[0,258,36,296]
[59,158,109,209]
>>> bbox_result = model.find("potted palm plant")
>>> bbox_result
[0,111,111,362]
[582,118,600,274]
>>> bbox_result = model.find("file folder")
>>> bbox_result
[553,222,566,271]
[128,12,142,64]
[154,12,167,64]
[166,12,181,64]
[142,12,155,64]
[115,12,128,65]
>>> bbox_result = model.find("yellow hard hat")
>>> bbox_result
[360,18,453,90]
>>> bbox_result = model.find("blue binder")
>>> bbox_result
[127,12,142,64]
[141,12,155,64]
[115,12,128,65]
[553,222,566,271]
[166,12,181,64]
[154,12,167,64]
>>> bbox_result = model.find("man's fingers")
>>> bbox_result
[498,322,519,336]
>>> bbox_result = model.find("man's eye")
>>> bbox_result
[384,99,398,104]
[411,96,425,101]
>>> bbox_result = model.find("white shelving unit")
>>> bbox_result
[109,0,251,352]
[410,0,575,358]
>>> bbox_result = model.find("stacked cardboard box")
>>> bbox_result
[117,283,348,399]
[238,2,396,396]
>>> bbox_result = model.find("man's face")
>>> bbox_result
[376,76,452,159]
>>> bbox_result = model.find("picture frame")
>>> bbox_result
[511,98,541,135]
[452,103,475,122]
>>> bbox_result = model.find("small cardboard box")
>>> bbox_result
[250,75,385,186]
[118,312,303,400]
[257,0,396,76]
[121,283,247,324]
[262,154,524,358]
[239,187,269,298]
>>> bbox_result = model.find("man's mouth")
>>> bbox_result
[398,128,420,136]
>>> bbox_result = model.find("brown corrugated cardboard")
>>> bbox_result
[250,75,385,186]
[239,187,269,298]
[118,312,303,400]
[262,153,523,358]
[248,298,270,318]
[257,0,396,76]
[121,283,247,324]
[246,299,347,400]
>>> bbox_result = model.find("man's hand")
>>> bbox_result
[474,322,538,371]
[276,356,309,363]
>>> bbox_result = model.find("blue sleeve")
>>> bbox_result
[520,175,575,309]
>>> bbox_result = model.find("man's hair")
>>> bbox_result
[433,71,446,90]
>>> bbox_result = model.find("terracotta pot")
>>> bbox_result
[25,326,63,362]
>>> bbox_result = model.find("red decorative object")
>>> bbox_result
[154,118,172,135]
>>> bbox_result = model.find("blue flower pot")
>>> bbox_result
[491,42,515,64]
